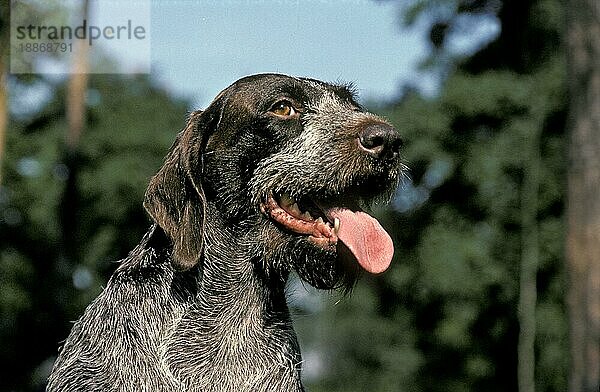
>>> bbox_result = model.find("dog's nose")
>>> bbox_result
[358,123,402,159]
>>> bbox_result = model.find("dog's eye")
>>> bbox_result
[270,100,298,117]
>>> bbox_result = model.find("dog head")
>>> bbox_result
[144,74,405,289]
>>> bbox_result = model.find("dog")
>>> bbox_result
[47,74,404,391]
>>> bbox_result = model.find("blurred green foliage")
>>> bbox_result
[1,74,188,390]
[1,0,568,391]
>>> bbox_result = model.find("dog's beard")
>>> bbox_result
[291,238,360,291]
[257,222,359,291]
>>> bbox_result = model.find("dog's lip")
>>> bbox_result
[260,193,339,248]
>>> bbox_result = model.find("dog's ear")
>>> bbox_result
[143,107,220,270]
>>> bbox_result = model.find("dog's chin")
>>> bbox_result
[292,238,360,291]
[258,221,359,291]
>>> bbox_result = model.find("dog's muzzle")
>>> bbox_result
[260,191,395,275]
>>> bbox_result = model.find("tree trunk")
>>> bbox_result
[66,0,90,151]
[0,57,7,187]
[566,0,600,391]
[61,0,89,259]
[0,3,9,186]
[518,125,541,392]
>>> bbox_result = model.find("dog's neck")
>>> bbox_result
[160,206,304,391]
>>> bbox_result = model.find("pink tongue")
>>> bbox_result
[326,208,394,274]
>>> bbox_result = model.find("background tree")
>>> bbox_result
[565,0,600,390]
[0,2,9,185]
[61,0,90,277]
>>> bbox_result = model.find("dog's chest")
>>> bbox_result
[167,315,304,391]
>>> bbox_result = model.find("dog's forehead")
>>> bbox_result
[221,74,357,106]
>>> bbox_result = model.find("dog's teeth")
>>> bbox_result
[334,217,340,234]
[290,203,302,216]
[315,217,324,225]
[303,211,313,221]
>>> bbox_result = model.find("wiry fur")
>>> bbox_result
[47,74,404,391]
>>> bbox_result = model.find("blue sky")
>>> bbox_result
[11,1,499,118]
[145,0,431,108]
[10,0,434,122]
